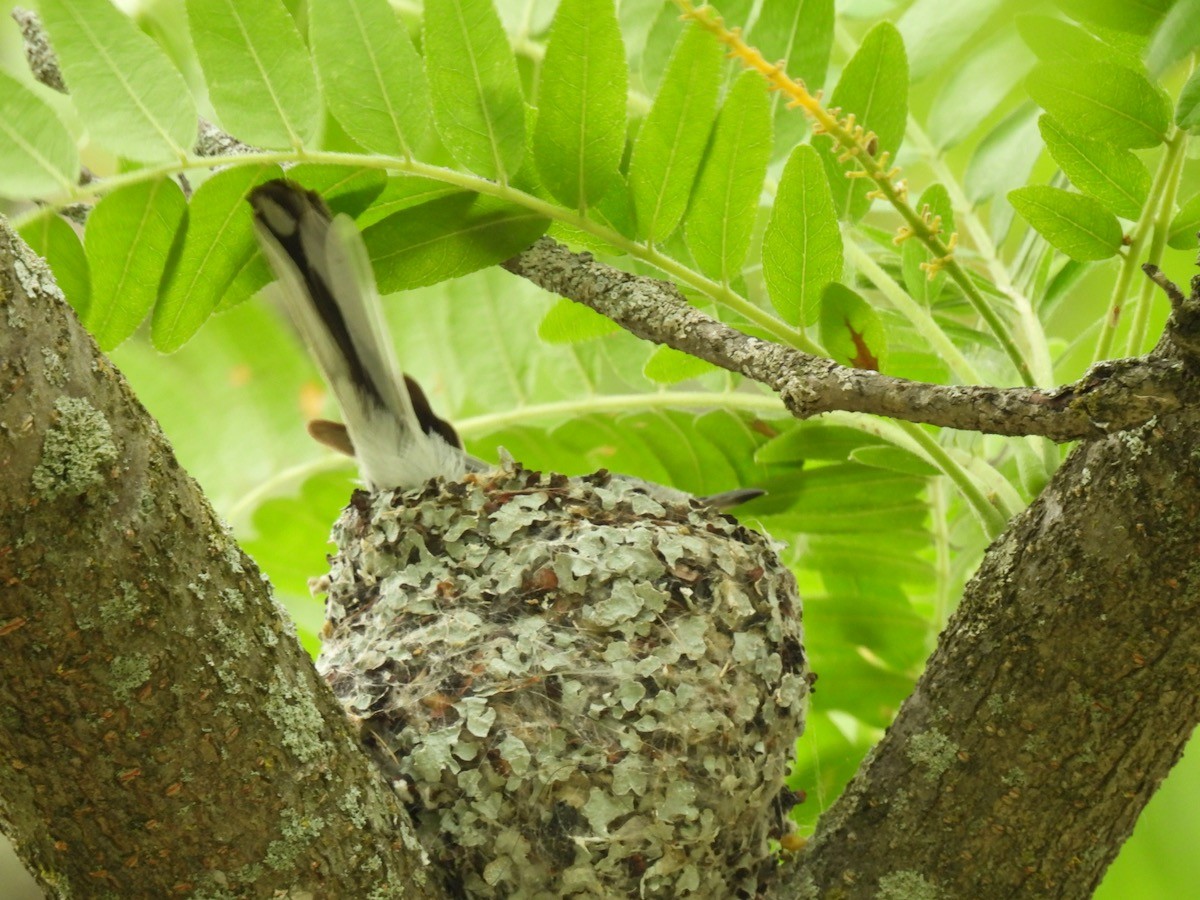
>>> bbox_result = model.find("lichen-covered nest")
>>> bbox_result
[317,460,807,898]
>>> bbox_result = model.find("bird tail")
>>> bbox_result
[249,179,469,490]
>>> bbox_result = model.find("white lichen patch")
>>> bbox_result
[317,462,807,898]
[31,396,118,500]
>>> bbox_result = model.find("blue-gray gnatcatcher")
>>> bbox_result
[249,179,481,491]
[248,178,762,509]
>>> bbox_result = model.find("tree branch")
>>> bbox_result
[12,6,65,93]
[786,401,1200,898]
[504,238,1190,441]
[0,219,444,897]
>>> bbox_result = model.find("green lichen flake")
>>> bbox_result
[907,729,960,781]
[316,460,808,897]
[31,396,118,500]
[877,869,944,900]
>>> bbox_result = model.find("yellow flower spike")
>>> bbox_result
[919,233,961,278]
[894,225,916,245]
[673,0,1045,385]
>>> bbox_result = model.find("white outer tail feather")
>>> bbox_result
[250,180,470,491]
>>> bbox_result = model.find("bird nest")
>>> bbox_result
[317,459,808,897]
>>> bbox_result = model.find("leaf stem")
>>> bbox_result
[457,389,787,434]
[12,148,819,354]
[1095,127,1185,362]
[905,117,1054,387]
[823,412,1009,537]
[1124,128,1188,355]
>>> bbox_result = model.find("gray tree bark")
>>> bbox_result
[0,219,444,898]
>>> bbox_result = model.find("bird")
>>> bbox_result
[249,178,480,491]
[248,177,763,509]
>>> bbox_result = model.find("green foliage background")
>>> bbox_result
[2,0,1200,894]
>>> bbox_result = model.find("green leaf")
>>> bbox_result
[628,23,723,244]
[816,579,932,667]
[111,297,324,516]
[1176,69,1200,131]
[241,469,352,603]
[805,587,925,679]
[215,251,274,313]
[620,0,671,69]
[751,0,832,160]
[762,145,843,327]
[1053,0,1173,36]
[0,72,80,198]
[819,22,909,222]
[1016,14,1121,63]
[850,446,940,477]
[18,214,90,317]
[84,178,187,350]
[357,176,463,227]
[424,0,526,181]
[376,266,651,424]
[643,345,719,384]
[1168,192,1200,249]
[1041,258,1091,312]
[1026,61,1170,149]
[538,299,621,343]
[153,164,283,352]
[753,0,834,89]
[901,184,955,304]
[819,283,887,371]
[808,529,935,590]
[638,4,685,97]
[788,712,876,830]
[964,104,1041,206]
[897,0,1004,81]
[487,409,772,498]
[309,0,431,156]
[363,192,549,292]
[757,422,883,465]
[39,0,196,163]
[1009,185,1123,261]
[187,0,321,148]
[283,165,387,218]
[684,72,772,284]
[533,0,627,210]
[755,463,925,529]
[1146,0,1200,75]
[1038,115,1149,219]
[494,0,558,36]
[928,32,1035,150]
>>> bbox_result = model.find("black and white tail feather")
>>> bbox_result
[249,178,762,509]
[249,179,479,491]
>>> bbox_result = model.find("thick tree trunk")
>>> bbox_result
[792,399,1200,897]
[0,220,443,897]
